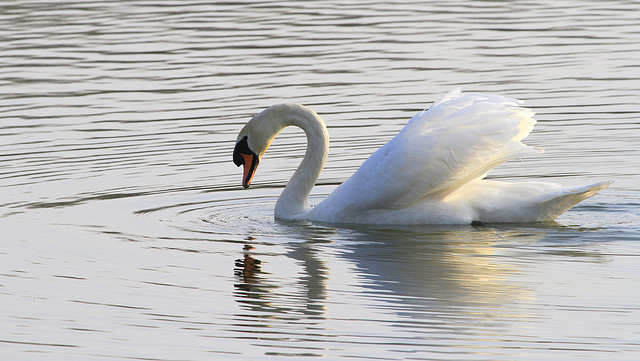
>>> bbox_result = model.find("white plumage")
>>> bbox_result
[233,89,610,225]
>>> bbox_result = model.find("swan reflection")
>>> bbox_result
[228,221,624,359]
[232,224,549,325]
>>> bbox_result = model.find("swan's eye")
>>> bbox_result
[233,136,252,166]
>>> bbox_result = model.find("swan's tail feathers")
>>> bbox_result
[532,180,613,221]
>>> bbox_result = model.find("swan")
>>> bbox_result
[233,89,611,225]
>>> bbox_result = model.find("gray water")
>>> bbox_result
[2,1,639,360]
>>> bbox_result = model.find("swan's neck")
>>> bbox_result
[272,105,329,219]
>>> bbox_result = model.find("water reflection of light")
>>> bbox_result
[340,226,538,323]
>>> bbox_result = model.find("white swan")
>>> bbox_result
[233,89,611,225]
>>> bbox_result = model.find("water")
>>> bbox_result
[1,1,639,360]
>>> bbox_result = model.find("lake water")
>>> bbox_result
[1,1,639,360]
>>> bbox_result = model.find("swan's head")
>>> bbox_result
[234,103,326,189]
[233,134,260,188]
[233,105,288,188]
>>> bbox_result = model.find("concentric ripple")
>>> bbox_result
[131,190,301,241]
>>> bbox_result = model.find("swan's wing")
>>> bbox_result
[321,90,542,213]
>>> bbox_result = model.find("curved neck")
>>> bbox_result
[272,105,329,219]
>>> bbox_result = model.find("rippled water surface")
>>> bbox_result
[2,1,640,360]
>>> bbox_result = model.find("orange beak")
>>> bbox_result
[234,135,259,189]
[241,153,259,188]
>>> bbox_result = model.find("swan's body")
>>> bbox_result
[233,89,610,225]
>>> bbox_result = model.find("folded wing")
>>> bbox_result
[321,89,542,213]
